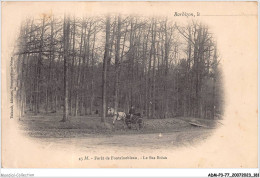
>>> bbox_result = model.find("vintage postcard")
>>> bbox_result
[1,1,258,169]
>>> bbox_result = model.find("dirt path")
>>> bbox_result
[18,113,218,151]
[28,128,214,153]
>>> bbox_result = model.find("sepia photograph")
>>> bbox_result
[1,1,258,173]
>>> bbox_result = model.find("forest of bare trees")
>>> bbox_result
[13,14,223,122]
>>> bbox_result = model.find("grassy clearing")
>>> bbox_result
[18,112,220,138]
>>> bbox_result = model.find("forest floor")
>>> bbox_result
[18,112,222,148]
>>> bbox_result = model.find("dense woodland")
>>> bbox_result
[13,14,223,122]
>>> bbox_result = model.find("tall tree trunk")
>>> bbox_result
[120,23,128,112]
[114,15,121,113]
[90,26,96,115]
[75,22,85,116]
[69,18,76,115]
[46,17,54,113]
[80,24,87,116]
[151,20,156,119]
[164,20,169,118]
[84,22,92,115]
[61,15,70,122]
[128,19,134,107]
[212,47,217,119]
[101,16,110,123]
[35,16,46,115]
[144,25,150,117]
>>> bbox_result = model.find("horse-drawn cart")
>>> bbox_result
[125,114,144,130]
[107,107,144,130]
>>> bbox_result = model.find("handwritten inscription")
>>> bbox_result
[174,12,200,17]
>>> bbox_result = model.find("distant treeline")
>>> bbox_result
[14,14,223,121]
